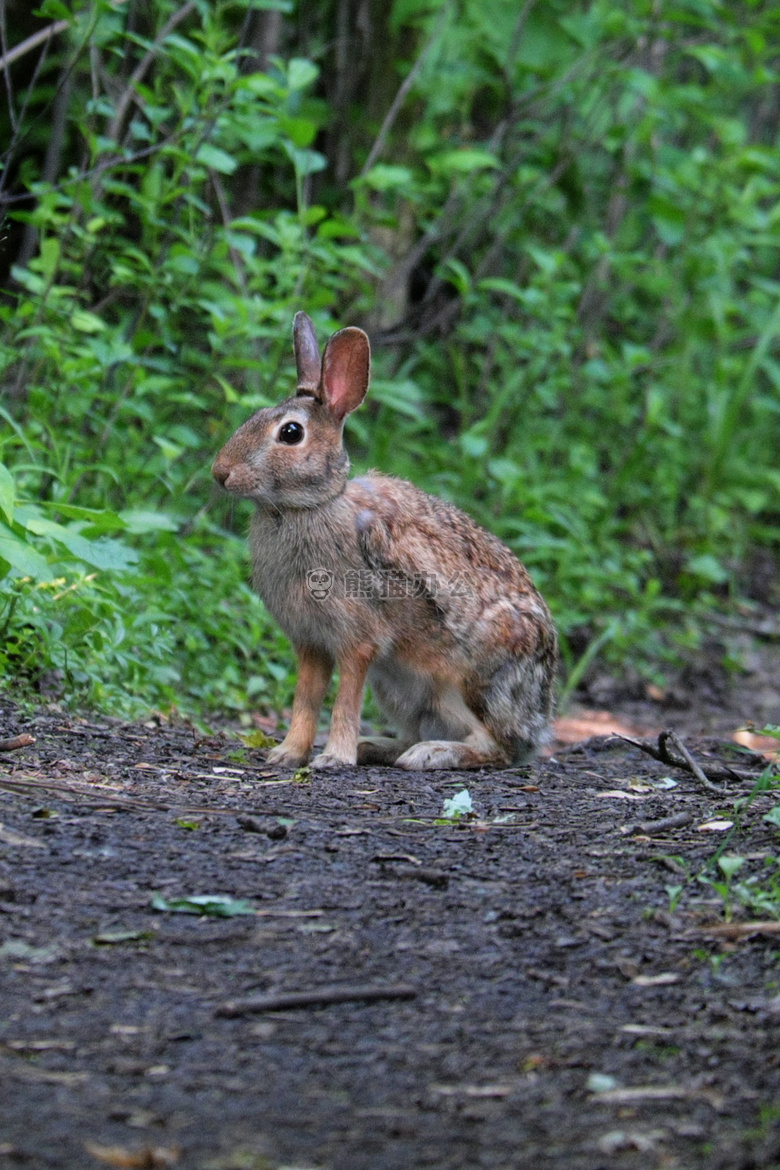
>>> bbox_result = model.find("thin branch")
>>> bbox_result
[663,731,725,794]
[695,921,780,940]
[216,984,418,1017]
[0,772,289,817]
[108,0,198,143]
[0,0,18,132]
[211,171,248,295]
[615,730,755,792]
[505,0,536,79]
[0,19,70,76]
[621,811,694,837]
[359,4,450,177]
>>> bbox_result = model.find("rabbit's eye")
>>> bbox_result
[278,421,304,445]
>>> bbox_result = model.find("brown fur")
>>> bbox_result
[212,313,557,771]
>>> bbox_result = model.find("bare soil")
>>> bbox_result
[0,656,779,1170]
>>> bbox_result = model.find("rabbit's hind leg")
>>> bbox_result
[393,684,510,771]
[394,726,509,771]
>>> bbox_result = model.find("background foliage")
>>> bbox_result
[0,0,778,718]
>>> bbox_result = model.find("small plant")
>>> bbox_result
[665,884,684,913]
[438,789,475,823]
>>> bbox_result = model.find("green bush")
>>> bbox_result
[0,0,778,717]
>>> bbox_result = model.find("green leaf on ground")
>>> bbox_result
[150,893,256,917]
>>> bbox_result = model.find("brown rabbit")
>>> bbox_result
[212,312,557,771]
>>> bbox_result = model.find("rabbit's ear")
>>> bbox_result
[320,327,370,421]
[293,311,321,395]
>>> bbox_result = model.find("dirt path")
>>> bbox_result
[0,697,779,1170]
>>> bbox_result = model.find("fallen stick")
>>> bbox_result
[591,1084,722,1108]
[0,734,35,752]
[694,921,780,941]
[663,731,724,794]
[621,811,693,836]
[615,730,750,791]
[216,983,417,1017]
[0,773,286,819]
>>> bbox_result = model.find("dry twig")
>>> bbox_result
[216,983,417,1017]
[621,811,693,837]
[0,19,70,76]
[615,730,757,791]
[108,1,197,143]
[694,921,780,941]
[0,772,284,819]
[0,734,35,752]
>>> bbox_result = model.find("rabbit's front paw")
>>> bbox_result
[311,750,357,770]
[266,743,311,768]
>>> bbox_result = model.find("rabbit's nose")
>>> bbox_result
[212,459,230,486]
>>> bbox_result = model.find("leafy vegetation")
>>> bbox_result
[0,0,778,717]
[667,730,780,923]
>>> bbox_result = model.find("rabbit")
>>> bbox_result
[212,311,557,771]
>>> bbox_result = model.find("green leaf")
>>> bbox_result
[0,522,50,580]
[764,808,780,830]
[119,509,180,535]
[0,462,14,524]
[287,57,319,91]
[151,893,256,917]
[441,789,474,820]
[71,310,105,333]
[717,855,746,879]
[284,145,327,177]
[239,729,277,748]
[93,929,155,945]
[428,149,499,174]
[277,114,318,148]
[42,502,126,531]
[35,1,73,18]
[22,517,137,571]
[195,144,238,174]
[685,554,728,584]
[359,164,414,191]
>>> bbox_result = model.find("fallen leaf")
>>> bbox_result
[93,930,156,946]
[596,791,646,801]
[85,1143,180,1168]
[0,822,46,849]
[599,1128,666,1154]
[6,1038,75,1051]
[552,710,659,748]
[429,1082,513,1098]
[150,893,255,917]
[238,729,276,749]
[732,730,779,760]
[632,973,681,986]
[697,819,734,832]
[620,1024,675,1037]
[0,939,62,964]
[587,1072,620,1092]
